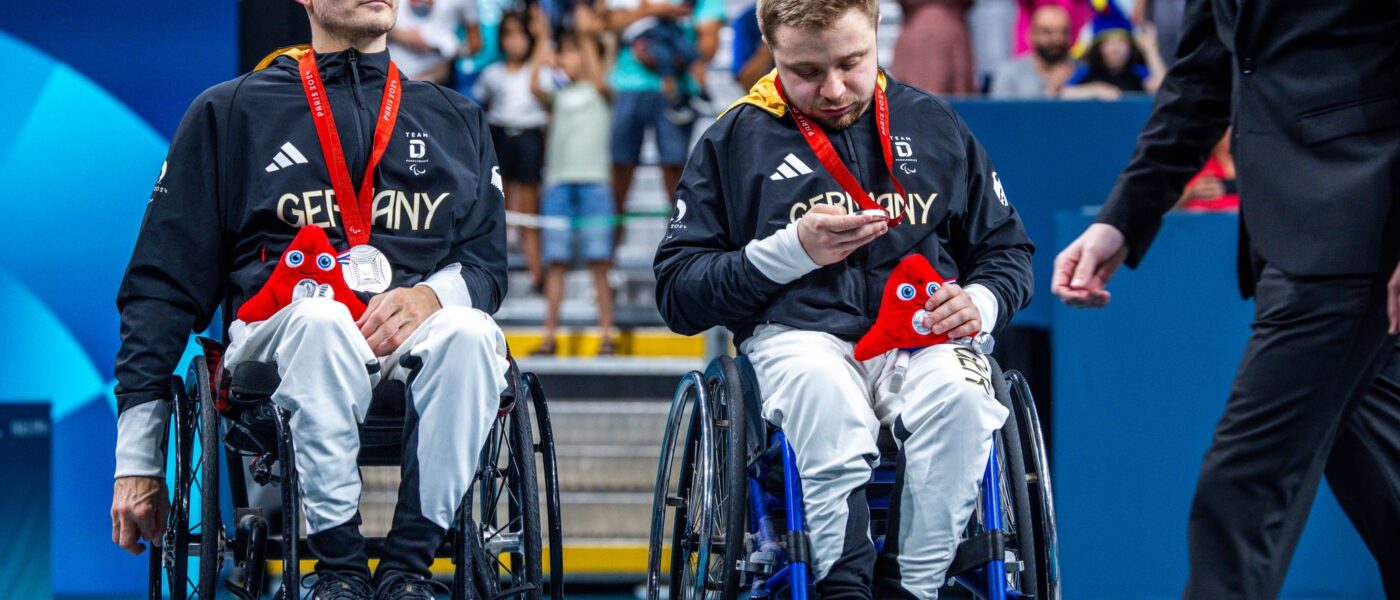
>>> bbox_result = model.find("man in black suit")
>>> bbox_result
[1051,0,1400,598]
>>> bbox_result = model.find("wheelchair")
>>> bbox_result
[646,353,1060,599]
[147,334,565,600]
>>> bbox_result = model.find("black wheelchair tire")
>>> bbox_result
[670,378,720,600]
[1007,371,1060,600]
[993,373,1040,600]
[508,389,545,599]
[154,358,223,600]
[646,373,701,600]
[474,389,545,600]
[524,372,566,600]
[195,357,223,596]
[705,356,748,599]
[196,355,222,593]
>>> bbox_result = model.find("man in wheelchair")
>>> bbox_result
[109,0,511,597]
[653,0,1034,597]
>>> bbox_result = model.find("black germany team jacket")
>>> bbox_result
[114,48,505,473]
[654,71,1034,346]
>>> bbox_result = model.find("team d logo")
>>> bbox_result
[893,135,918,174]
[404,131,430,175]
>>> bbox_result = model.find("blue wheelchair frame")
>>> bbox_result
[746,431,1016,599]
[648,354,1058,600]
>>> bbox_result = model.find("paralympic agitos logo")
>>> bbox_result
[277,188,451,232]
[786,191,941,225]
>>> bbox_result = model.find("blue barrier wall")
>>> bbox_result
[951,99,1155,329]
[1054,211,1384,599]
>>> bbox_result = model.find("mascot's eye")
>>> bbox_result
[316,253,335,271]
[926,281,942,296]
[897,284,916,301]
[285,250,304,268]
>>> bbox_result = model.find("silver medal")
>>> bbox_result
[340,245,393,293]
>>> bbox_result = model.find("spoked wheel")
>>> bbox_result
[524,372,565,600]
[151,357,224,600]
[967,362,1040,600]
[473,390,545,599]
[646,371,723,600]
[702,357,749,598]
[1006,370,1060,600]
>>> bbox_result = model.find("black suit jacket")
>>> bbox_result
[1098,0,1400,296]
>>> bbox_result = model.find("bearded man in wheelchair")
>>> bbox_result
[652,2,1034,595]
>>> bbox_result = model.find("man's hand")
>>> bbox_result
[923,283,981,339]
[358,285,443,356]
[111,476,168,555]
[1388,260,1400,334]
[1052,223,1129,308]
[797,204,889,266]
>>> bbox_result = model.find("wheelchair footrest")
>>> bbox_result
[947,530,1005,578]
[739,550,777,575]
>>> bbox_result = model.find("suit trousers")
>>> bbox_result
[1185,265,1400,598]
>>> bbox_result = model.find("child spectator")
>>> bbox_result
[473,9,553,292]
[1062,0,1166,99]
[530,6,619,356]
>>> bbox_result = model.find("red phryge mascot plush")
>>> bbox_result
[854,254,958,361]
[237,226,368,323]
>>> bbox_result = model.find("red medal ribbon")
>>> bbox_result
[298,51,402,248]
[775,75,907,226]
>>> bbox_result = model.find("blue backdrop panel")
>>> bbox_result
[1053,211,1384,598]
[951,99,1153,329]
[0,403,52,599]
[0,0,237,138]
[0,31,181,595]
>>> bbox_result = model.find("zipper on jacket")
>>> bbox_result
[347,49,369,178]
[840,127,872,319]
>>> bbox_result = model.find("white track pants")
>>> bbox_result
[742,325,1009,599]
[223,298,509,534]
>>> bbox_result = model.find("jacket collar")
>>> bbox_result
[720,68,890,120]
[254,44,392,80]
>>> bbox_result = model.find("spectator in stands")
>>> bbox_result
[731,3,774,90]
[456,0,516,97]
[1132,0,1185,69]
[388,0,483,84]
[627,1,714,123]
[1061,1,1165,100]
[474,9,554,292]
[989,3,1075,99]
[531,6,620,356]
[1014,0,1089,58]
[1176,130,1239,212]
[603,0,725,248]
[891,0,978,95]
